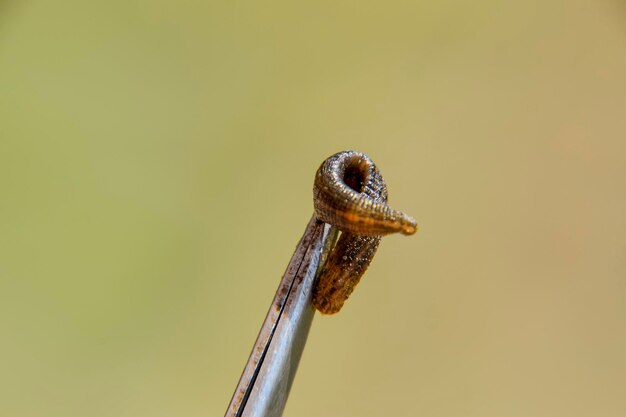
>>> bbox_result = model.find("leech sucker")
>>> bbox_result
[312,150,418,314]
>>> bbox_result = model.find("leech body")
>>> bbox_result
[312,151,417,314]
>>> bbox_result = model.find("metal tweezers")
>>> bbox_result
[225,216,338,417]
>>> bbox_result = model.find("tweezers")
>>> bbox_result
[224,216,338,417]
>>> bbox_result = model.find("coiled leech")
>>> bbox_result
[312,151,417,314]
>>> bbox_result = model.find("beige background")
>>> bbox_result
[1,1,625,416]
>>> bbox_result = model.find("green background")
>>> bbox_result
[1,1,625,416]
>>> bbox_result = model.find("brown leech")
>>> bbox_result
[312,151,418,314]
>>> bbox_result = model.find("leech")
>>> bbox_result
[312,150,418,314]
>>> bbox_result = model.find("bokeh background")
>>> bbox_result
[1,1,625,416]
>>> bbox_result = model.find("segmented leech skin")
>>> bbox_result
[312,151,418,314]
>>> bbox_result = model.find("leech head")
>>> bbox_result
[398,213,418,235]
[313,150,418,237]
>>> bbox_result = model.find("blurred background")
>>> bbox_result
[1,1,625,416]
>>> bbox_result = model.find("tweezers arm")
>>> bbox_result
[225,216,337,417]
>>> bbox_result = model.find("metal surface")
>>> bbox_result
[225,216,337,417]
